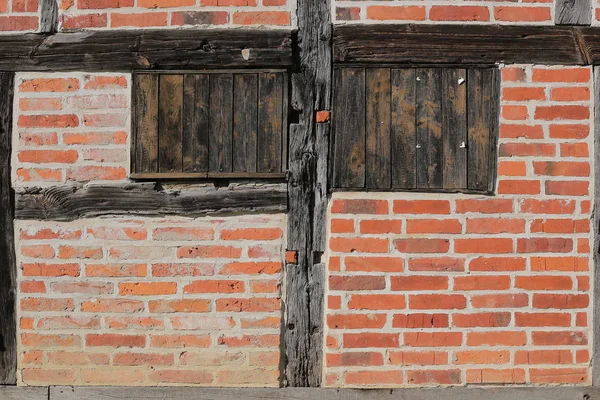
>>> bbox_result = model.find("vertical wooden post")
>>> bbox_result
[556,0,592,26]
[0,72,16,385]
[283,0,332,388]
[39,0,59,33]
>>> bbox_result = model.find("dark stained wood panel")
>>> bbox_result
[442,68,467,189]
[332,66,498,193]
[233,74,258,173]
[133,74,159,173]
[183,74,209,173]
[467,68,499,192]
[158,74,183,173]
[209,74,234,173]
[0,72,16,385]
[332,68,366,188]
[333,24,584,66]
[416,68,443,189]
[365,68,391,189]
[391,69,416,189]
[258,73,283,173]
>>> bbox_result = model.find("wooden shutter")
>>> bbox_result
[332,66,499,193]
[132,71,288,179]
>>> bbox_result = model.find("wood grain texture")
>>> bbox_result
[391,69,417,189]
[0,30,293,71]
[0,387,46,400]
[416,68,443,189]
[39,0,59,33]
[15,183,287,221]
[209,74,234,173]
[334,24,584,65]
[285,0,331,385]
[0,72,16,385]
[47,386,600,400]
[233,73,259,173]
[442,68,467,189]
[258,73,284,173]
[556,0,592,26]
[183,74,209,173]
[332,68,366,188]
[132,74,159,174]
[158,75,183,173]
[366,68,391,190]
[467,68,500,192]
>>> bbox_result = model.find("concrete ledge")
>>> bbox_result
[0,386,596,400]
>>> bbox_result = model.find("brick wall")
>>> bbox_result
[334,0,554,24]
[13,73,131,188]
[324,65,593,387]
[0,0,38,32]
[58,0,294,30]
[15,215,285,386]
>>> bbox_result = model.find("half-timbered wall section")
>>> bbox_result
[325,65,594,387]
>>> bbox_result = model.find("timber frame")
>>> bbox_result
[3,3,600,391]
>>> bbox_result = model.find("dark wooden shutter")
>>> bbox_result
[132,71,288,179]
[332,66,499,193]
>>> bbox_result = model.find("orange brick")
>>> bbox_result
[331,199,388,214]
[391,276,448,291]
[467,331,526,346]
[394,239,449,253]
[406,219,461,234]
[366,5,425,21]
[409,294,466,310]
[404,332,463,347]
[327,314,386,329]
[119,282,177,296]
[494,6,551,21]
[348,294,406,310]
[429,5,489,21]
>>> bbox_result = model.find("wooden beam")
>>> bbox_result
[556,0,592,26]
[334,24,584,65]
[0,29,293,71]
[283,0,331,386]
[47,386,600,400]
[39,0,59,33]
[0,72,16,385]
[15,183,287,221]
[0,387,46,400]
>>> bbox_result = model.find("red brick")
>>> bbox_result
[466,218,525,234]
[454,276,510,291]
[406,219,461,234]
[392,314,449,329]
[345,256,404,273]
[467,331,526,346]
[533,294,588,309]
[530,368,588,384]
[407,370,461,385]
[532,68,590,83]
[327,314,386,329]
[408,257,464,272]
[471,294,528,309]
[331,199,388,214]
[409,294,466,310]
[499,124,543,139]
[404,332,463,347]
[498,180,541,195]
[394,239,449,254]
[329,276,385,291]
[429,6,489,21]
[515,312,571,327]
[499,143,555,157]
[502,87,546,101]
[494,6,551,21]
[520,199,575,214]
[467,368,525,384]
[532,331,587,346]
[455,238,513,254]
[366,5,425,20]
[348,294,406,310]
[549,124,589,139]
[326,352,384,367]
[393,200,450,214]
[453,313,511,328]
[516,238,573,253]
[454,350,509,365]
[535,106,589,121]
[359,219,401,234]
[456,199,513,214]
[343,333,399,348]
[330,237,389,253]
[86,334,145,348]
[391,276,448,291]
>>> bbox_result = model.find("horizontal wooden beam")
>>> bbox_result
[0,29,293,71]
[45,386,600,400]
[15,183,287,221]
[334,24,595,65]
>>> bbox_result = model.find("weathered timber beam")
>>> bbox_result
[334,24,585,65]
[48,386,600,400]
[15,182,287,221]
[0,29,293,71]
[39,0,59,33]
[283,0,331,385]
[0,72,17,385]
[556,0,592,26]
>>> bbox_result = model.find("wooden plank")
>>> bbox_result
[365,68,391,190]
[209,74,234,173]
[416,68,443,189]
[467,68,500,192]
[258,73,284,173]
[233,74,259,173]
[15,183,287,221]
[182,74,209,173]
[39,0,59,33]
[332,68,366,189]
[48,386,600,400]
[158,75,183,173]
[285,0,331,386]
[132,74,159,174]
[0,387,46,400]
[442,68,468,189]
[0,30,294,72]
[391,69,417,189]
[334,24,583,65]
[593,65,600,386]
[0,72,16,385]
[556,0,592,26]
[131,172,286,180]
